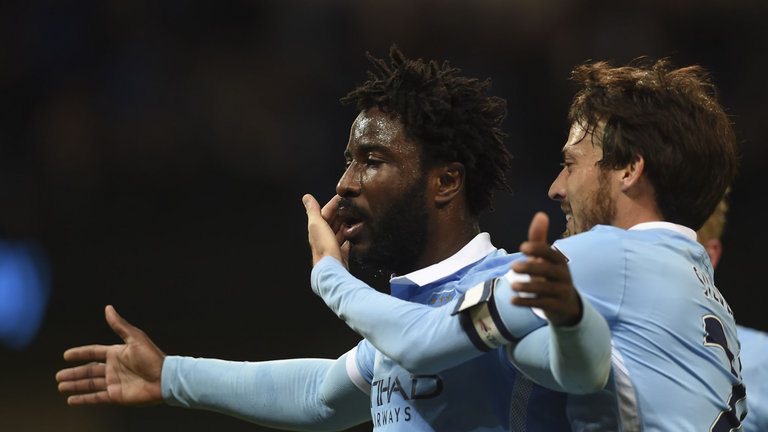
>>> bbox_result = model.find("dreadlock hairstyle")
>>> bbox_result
[341,44,511,216]
[568,58,738,230]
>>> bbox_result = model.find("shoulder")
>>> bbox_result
[552,225,628,265]
[482,249,524,267]
[468,249,523,277]
[553,225,693,263]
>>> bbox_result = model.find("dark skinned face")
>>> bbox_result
[336,108,430,275]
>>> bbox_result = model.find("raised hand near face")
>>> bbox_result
[303,194,349,268]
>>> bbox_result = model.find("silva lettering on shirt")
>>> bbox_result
[693,265,733,317]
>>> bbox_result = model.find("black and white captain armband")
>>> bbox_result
[451,277,519,351]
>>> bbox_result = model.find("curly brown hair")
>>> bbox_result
[568,59,738,230]
[341,45,511,216]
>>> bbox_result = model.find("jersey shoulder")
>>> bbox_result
[551,225,628,269]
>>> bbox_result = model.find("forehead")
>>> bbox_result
[347,108,418,155]
[562,121,603,158]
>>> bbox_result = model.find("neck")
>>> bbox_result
[613,191,664,229]
[410,216,481,272]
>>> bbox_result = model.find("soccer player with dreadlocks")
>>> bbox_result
[56,45,611,431]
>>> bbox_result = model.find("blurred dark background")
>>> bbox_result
[1,1,766,430]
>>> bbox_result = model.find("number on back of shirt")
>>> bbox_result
[703,315,747,431]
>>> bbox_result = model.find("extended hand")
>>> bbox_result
[56,305,165,406]
[510,212,582,327]
[303,194,348,267]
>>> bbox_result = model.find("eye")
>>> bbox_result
[560,161,573,172]
[364,154,383,167]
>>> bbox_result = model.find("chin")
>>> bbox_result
[347,243,370,264]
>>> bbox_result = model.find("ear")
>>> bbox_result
[433,162,465,206]
[703,238,723,269]
[620,155,646,191]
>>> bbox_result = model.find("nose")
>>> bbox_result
[336,163,361,198]
[548,169,566,202]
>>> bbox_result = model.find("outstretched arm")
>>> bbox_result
[161,353,370,430]
[304,195,610,393]
[56,306,370,430]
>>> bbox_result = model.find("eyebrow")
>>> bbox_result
[347,142,391,157]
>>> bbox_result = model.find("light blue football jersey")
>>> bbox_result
[551,223,745,431]
[161,224,743,431]
[345,246,569,431]
[316,224,746,431]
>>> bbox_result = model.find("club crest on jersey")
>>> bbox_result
[428,290,456,308]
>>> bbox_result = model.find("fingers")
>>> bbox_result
[512,212,581,327]
[320,195,342,229]
[319,194,340,218]
[510,295,574,317]
[319,195,345,245]
[303,194,322,227]
[517,242,567,264]
[57,363,109,402]
[304,194,340,225]
[63,345,110,363]
[58,374,108,394]
[67,391,113,406]
[105,305,136,344]
[340,241,350,267]
[56,362,107,383]
[512,256,570,282]
[60,378,109,396]
[520,212,553,268]
[527,212,550,244]
[511,287,582,327]
[303,194,320,217]
[303,194,343,265]
[512,279,572,298]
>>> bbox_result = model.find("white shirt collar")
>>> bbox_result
[629,221,697,241]
[390,232,497,287]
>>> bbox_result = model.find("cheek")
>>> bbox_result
[564,176,584,200]
[566,177,594,210]
[358,168,391,191]
[360,171,402,203]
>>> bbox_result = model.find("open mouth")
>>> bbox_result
[561,207,574,236]
[561,204,572,223]
[337,210,365,242]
